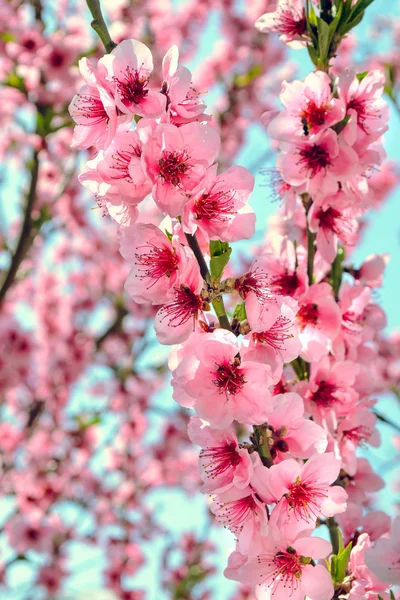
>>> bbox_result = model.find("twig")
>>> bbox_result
[85,0,117,54]
[0,150,40,306]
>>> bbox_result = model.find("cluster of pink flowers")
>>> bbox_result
[70,0,400,592]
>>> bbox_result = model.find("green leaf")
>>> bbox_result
[335,541,353,583]
[356,70,369,82]
[317,17,331,61]
[165,229,173,243]
[307,44,320,67]
[349,0,376,22]
[330,246,345,297]
[390,591,396,600]
[339,10,364,35]
[0,32,15,42]
[209,240,232,281]
[232,302,247,322]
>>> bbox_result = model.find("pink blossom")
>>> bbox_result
[268,71,345,140]
[308,191,359,263]
[365,516,400,585]
[187,417,254,494]
[235,532,333,600]
[120,223,193,305]
[242,297,300,381]
[142,122,221,216]
[277,129,360,197]
[154,256,204,344]
[181,165,256,242]
[349,533,390,598]
[161,45,210,125]
[100,39,166,118]
[69,57,128,150]
[295,283,342,361]
[255,0,308,49]
[5,515,54,555]
[173,329,274,428]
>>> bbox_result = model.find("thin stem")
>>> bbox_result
[184,232,231,331]
[327,517,340,555]
[307,223,316,286]
[0,150,40,306]
[85,0,116,54]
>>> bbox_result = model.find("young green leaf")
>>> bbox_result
[209,240,232,281]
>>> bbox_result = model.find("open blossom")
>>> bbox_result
[120,223,193,305]
[254,392,327,462]
[100,39,166,118]
[308,190,359,263]
[365,516,400,585]
[349,533,391,599]
[295,283,342,362]
[187,417,254,494]
[268,71,345,141]
[243,297,300,381]
[277,129,360,197]
[172,329,274,428]
[142,122,221,217]
[338,69,389,143]
[234,532,333,600]
[69,57,129,150]
[255,0,308,49]
[154,256,205,345]
[181,164,256,242]
[254,452,347,527]
[336,403,380,475]
[161,45,209,125]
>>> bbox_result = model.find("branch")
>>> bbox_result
[85,0,117,54]
[0,150,40,306]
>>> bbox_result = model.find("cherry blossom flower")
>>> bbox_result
[142,122,221,216]
[255,0,308,49]
[365,516,400,585]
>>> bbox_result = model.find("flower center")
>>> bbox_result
[254,316,294,351]
[298,144,331,178]
[110,145,142,181]
[296,303,319,330]
[158,285,203,327]
[347,97,379,133]
[235,268,271,302]
[116,67,149,105]
[215,495,257,533]
[200,442,241,479]
[301,100,328,132]
[311,381,338,407]
[270,271,299,296]
[285,477,327,521]
[194,188,236,222]
[276,8,307,36]
[74,92,108,125]
[214,359,246,396]
[158,150,192,187]
[135,243,178,286]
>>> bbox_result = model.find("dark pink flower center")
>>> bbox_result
[311,381,338,407]
[286,478,327,521]
[116,67,149,105]
[75,93,108,125]
[158,150,192,187]
[235,268,271,302]
[135,243,178,286]
[275,8,307,36]
[317,206,354,240]
[215,494,257,533]
[214,360,246,396]
[194,188,236,222]
[298,144,331,178]
[258,547,307,594]
[343,425,371,445]
[301,101,328,132]
[110,145,142,181]
[347,97,379,133]
[254,316,294,352]
[158,285,203,327]
[270,271,299,296]
[296,303,319,330]
[200,442,240,479]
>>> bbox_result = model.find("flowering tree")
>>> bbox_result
[1,0,400,598]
